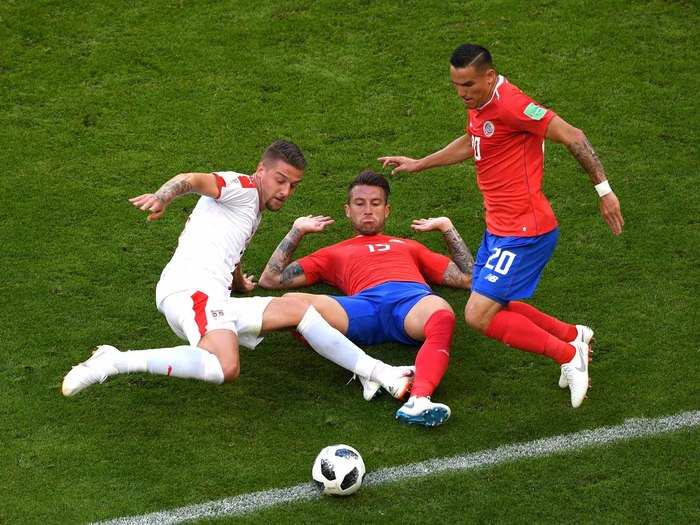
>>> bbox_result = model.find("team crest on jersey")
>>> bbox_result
[483,121,495,137]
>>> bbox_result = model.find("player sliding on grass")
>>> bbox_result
[62,141,412,398]
[379,44,625,408]
[258,171,473,427]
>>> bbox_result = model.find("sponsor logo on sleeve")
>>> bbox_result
[523,102,547,121]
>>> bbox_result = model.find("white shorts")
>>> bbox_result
[158,290,273,350]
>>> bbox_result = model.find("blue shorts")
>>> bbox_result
[331,281,433,346]
[471,228,559,304]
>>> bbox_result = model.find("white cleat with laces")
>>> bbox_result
[62,345,120,397]
[560,340,590,408]
[559,325,594,388]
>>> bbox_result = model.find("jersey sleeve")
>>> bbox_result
[500,90,557,137]
[297,246,335,287]
[212,171,258,206]
[411,241,452,284]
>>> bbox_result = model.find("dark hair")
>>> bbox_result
[347,170,390,203]
[263,140,306,170]
[450,44,493,71]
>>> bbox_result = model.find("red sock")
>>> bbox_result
[485,310,575,364]
[507,301,577,342]
[411,310,455,398]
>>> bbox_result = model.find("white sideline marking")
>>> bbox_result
[96,410,700,525]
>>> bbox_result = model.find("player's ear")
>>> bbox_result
[344,203,350,218]
[384,203,391,218]
[255,161,265,177]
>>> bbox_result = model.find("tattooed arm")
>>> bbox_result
[129,172,221,221]
[411,217,473,289]
[546,116,624,235]
[258,215,334,289]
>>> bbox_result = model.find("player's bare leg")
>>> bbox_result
[464,292,503,333]
[394,295,453,427]
[465,292,590,408]
[271,294,413,400]
[197,329,241,382]
[283,292,350,333]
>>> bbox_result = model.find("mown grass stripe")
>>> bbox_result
[96,410,700,525]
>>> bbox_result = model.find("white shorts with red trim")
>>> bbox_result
[158,290,273,349]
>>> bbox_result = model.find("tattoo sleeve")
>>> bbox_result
[566,135,607,184]
[263,227,305,286]
[154,175,193,203]
[442,262,471,289]
[442,226,474,275]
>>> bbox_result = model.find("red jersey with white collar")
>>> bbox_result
[467,76,558,237]
[297,234,451,296]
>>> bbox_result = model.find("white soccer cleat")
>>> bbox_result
[358,375,382,401]
[62,345,120,397]
[359,365,414,401]
[559,325,594,388]
[378,365,415,400]
[396,396,451,427]
[560,341,590,408]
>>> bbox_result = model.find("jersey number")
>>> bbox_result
[367,243,390,253]
[484,248,516,275]
[471,135,482,161]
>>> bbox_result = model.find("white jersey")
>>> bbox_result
[156,171,261,306]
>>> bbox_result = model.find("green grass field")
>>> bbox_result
[1,0,699,523]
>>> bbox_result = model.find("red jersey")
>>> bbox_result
[297,234,451,296]
[467,76,558,237]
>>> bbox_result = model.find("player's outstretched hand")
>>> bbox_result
[230,273,257,293]
[377,156,423,175]
[411,217,453,233]
[292,215,335,234]
[129,193,167,221]
[599,192,624,235]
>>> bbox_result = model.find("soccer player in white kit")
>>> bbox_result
[62,141,412,398]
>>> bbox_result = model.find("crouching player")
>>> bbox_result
[62,142,411,398]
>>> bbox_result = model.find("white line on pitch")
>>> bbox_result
[95,410,700,525]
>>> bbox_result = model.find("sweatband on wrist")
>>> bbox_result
[594,180,612,197]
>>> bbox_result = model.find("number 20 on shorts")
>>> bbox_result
[485,248,516,275]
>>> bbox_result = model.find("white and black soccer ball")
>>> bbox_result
[312,444,365,496]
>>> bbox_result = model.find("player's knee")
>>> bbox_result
[464,305,489,333]
[221,361,240,382]
[283,295,312,320]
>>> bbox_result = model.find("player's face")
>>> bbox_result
[450,65,497,109]
[256,159,304,211]
[345,185,390,235]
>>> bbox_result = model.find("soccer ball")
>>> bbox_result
[312,444,365,496]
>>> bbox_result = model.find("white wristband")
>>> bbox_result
[594,180,612,198]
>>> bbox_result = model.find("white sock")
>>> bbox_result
[296,306,383,377]
[114,346,224,384]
